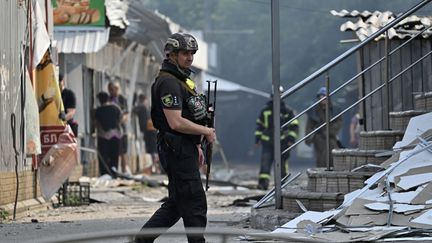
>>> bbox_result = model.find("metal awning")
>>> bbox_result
[54,27,110,54]
[203,72,270,98]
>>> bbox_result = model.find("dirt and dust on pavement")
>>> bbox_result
[2,163,309,242]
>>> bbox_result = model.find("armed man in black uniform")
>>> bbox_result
[135,33,216,243]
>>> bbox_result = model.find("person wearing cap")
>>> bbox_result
[254,86,299,190]
[135,33,216,243]
[305,87,343,168]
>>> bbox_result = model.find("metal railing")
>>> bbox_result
[38,228,288,243]
[272,0,432,208]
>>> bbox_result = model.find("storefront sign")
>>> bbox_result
[52,0,105,26]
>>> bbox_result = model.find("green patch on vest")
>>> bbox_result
[162,94,174,107]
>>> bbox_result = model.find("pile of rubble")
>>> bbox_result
[260,113,432,242]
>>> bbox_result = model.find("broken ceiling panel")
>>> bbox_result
[397,173,432,191]
[413,183,432,205]
[272,210,341,234]
[331,10,432,41]
[386,186,426,204]
[364,202,425,213]
[394,113,432,149]
[344,198,382,216]
[411,209,432,226]
[393,166,432,185]
[310,227,405,242]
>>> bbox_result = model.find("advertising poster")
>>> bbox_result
[52,0,105,26]
[35,52,78,200]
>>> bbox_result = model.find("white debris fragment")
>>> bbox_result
[364,202,425,213]
[393,113,432,149]
[272,210,341,234]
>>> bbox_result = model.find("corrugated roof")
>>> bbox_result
[331,10,432,41]
[105,0,129,29]
[54,27,110,54]
[53,0,127,54]
[123,1,172,62]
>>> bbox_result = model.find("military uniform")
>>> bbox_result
[137,59,207,243]
[255,100,299,190]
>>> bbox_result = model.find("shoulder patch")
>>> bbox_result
[162,94,174,107]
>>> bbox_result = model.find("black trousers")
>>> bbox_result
[137,134,207,243]
[259,143,289,178]
[97,137,120,176]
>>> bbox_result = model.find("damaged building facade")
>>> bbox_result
[0,0,44,215]
[0,0,209,216]
[56,0,209,179]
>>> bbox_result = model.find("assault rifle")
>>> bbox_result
[204,80,217,191]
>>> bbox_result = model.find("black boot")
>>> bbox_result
[257,178,269,190]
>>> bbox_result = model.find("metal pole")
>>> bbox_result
[383,31,390,130]
[325,73,331,171]
[358,48,367,131]
[271,0,282,209]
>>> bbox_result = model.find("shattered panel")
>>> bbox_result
[331,9,432,41]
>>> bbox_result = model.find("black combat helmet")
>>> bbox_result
[164,33,198,56]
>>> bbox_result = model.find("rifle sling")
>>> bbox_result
[158,71,197,96]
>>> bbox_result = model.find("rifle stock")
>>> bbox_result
[205,80,217,191]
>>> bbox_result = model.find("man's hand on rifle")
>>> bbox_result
[197,144,205,167]
[205,127,216,144]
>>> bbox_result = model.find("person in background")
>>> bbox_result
[108,81,130,175]
[94,91,122,177]
[254,86,299,190]
[59,73,78,137]
[350,109,361,148]
[132,93,160,174]
[305,87,343,168]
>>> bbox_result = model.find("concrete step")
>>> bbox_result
[389,110,426,131]
[282,189,343,213]
[359,130,404,150]
[332,148,390,171]
[307,168,375,193]
[414,91,432,112]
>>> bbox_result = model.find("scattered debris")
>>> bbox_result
[113,167,165,187]
[231,195,263,207]
[253,172,302,209]
[250,112,432,242]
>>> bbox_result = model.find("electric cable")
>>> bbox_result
[11,114,19,220]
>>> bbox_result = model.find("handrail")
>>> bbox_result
[281,0,432,99]
[281,25,432,130]
[282,46,432,156]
